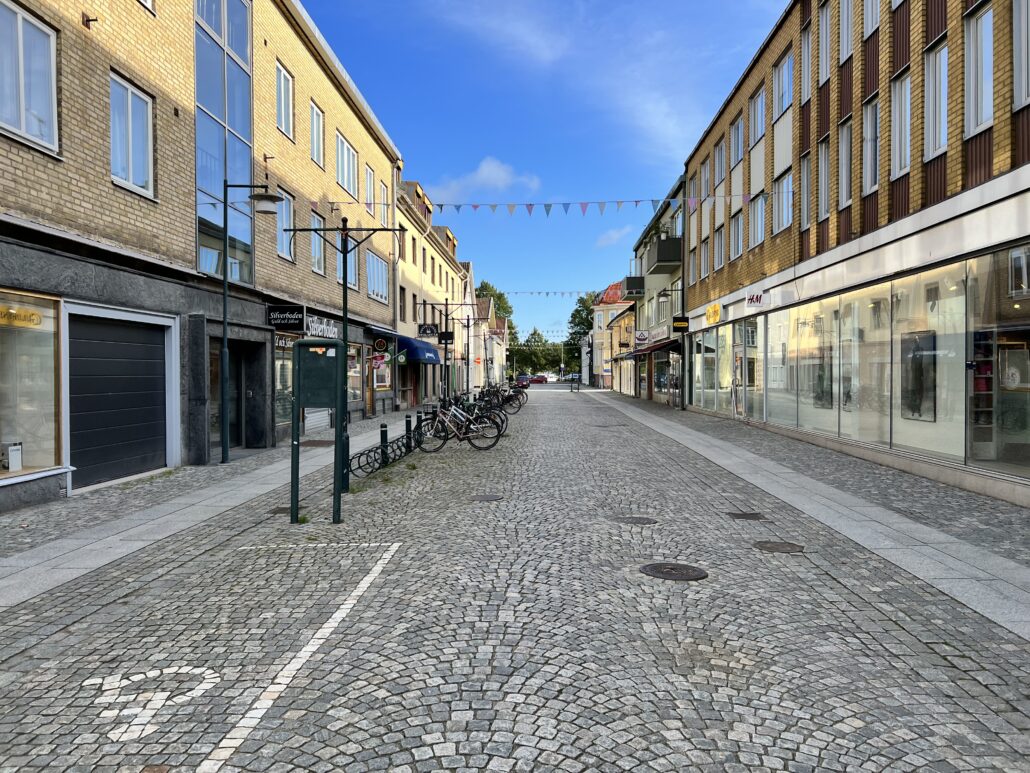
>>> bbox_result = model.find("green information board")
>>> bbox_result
[297,344,338,408]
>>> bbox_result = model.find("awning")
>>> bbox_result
[397,335,441,364]
[628,338,682,357]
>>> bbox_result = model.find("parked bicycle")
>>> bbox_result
[417,394,504,452]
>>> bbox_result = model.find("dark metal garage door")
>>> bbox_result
[69,316,167,488]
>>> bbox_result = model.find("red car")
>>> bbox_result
[529,374,548,384]
[515,374,531,387]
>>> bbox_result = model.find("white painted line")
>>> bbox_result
[197,542,401,772]
[237,542,396,551]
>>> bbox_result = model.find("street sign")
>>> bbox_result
[418,323,438,336]
[474,356,482,365]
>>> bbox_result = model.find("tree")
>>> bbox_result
[562,291,599,375]
[476,280,519,343]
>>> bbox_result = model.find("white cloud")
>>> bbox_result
[429,2,572,66]
[426,156,541,204]
[595,225,633,248]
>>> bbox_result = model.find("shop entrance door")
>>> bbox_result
[209,343,243,450]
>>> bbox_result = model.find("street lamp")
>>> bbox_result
[220,180,282,464]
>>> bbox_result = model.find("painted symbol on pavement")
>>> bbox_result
[82,666,221,741]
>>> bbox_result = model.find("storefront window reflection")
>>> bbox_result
[717,325,733,414]
[765,308,797,426]
[839,283,890,444]
[347,344,362,403]
[0,291,59,477]
[274,334,296,426]
[797,298,839,435]
[702,329,716,410]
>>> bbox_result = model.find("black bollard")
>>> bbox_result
[405,414,413,453]
[380,423,389,470]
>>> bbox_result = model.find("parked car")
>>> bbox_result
[515,374,531,387]
[530,374,548,384]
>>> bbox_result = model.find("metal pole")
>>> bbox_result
[443,299,449,398]
[405,414,412,453]
[220,178,230,464]
[332,337,345,524]
[379,423,389,470]
[465,316,471,393]
[290,344,300,524]
[340,217,351,494]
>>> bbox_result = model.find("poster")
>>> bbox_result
[900,330,936,421]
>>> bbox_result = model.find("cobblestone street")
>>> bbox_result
[1,387,1029,772]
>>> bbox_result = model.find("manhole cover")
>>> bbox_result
[470,494,503,502]
[300,440,335,447]
[728,511,766,521]
[611,516,658,525]
[639,563,708,581]
[754,540,804,554]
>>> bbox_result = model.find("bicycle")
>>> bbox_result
[417,397,503,452]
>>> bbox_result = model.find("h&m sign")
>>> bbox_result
[745,291,766,309]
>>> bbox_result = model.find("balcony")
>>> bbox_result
[644,236,682,275]
[621,275,645,300]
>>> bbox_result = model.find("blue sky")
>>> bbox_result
[304,0,786,339]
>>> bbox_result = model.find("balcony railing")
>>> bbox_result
[621,275,645,300]
[644,236,682,275]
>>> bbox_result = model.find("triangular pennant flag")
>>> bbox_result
[506,203,517,216]
[742,193,751,205]
[544,203,552,217]
[634,200,641,208]
[454,204,463,213]
[651,200,660,212]
[471,203,480,212]
[597,202,606,215]
[562,203,571,215]
[579,202,589,216]
[616,201,624,211]
[489,204,498,213]
[525,203,534,216]
[688,197,696,209]
[437,204,445,213]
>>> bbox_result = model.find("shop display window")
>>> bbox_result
[744,318,765,420]
[347,344,362,402]
[692,336,703,406]
[274,335,296,426]
[796,298,840,436]
[702,329,717,410]
[0,291,60,478]
[716,325,733,414]
[765,308,797,426]
[839,283,890,445]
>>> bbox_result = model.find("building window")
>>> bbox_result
[925,44,948,158]
[310,212,324,274]
[1011,249,1029,297]
[379,181,389,225]
[309,101,323,166]
[430,255,435,284]
[700,239,710,278]
[399,286,407,321]
[749,86,766,145]
[595,311,604,330]
[109,74,153,195]
[730,115,744,166]
[730,211,743,259]
[819,1,831,84]
[773,172,793,233]
[688,175,697,210]
[700,157,710,196]
[891,73,911,178]
[840,0,854,62]
[965,5,994,136]
[714,140,726,184]
[864,0,879,37]
[689,249,697,284]
[713,226,725,271]
[801,26,812,103]
[862,99,879,194]
[337,234,357,287]
[800,153,811,230]
[367,250,388,302]
[336,133,357,196]
[1017,0,1030,109]
[365,166,375,213]
[0,0,57,150]
[817,139,830,220]
[421,246,426,272]
[774,50,794,117]
[275,61,293,137]
[276,189,293,260]
[839,120,853,207]
[749,194,766,248]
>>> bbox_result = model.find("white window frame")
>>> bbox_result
[337,234,358,288]
[749,87,766,145]
[800,153,811,230]
[774,51,794,117]
[689,249,697,284]
[773,172,793,233]
[714,140,726,183]
[700,239,710,278]
[864,0,880,38]
[839,120,853,208]
[309,101,323,167]
[275,61,293,138]
[366,249,389,303]
[749,195,766,248]
[109,72,154,196]
[862,99,879,195]
[891,73,911,178]
[713,226,725,271]
[730,212,743,259]
[700,158,710,197]
[924,44,949,159]
[1017,0,1030,110]
[276,188,294,261]
[965,5,994,137]
[310,212,325,275]
[0,0,59,151]
[817,139,830,221]
[840,0,854,62]
[819,2,831,84]
[595,311,603,330]
[730,116,744,166]
[365,165,375,214]
[379,181,389,226]
[336,132,357,197]
[801,26,812,103]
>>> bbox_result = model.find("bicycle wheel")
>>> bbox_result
[466,417,501,450]
[501,396,522,415]
[416,418,449,453]
[486,409,508,435]
[517,390,528,406]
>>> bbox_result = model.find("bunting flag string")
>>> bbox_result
[400,191,778,216]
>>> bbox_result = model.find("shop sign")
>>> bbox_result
[267,304,305,331]
[634,330,650,347]
[651,325,670,341]
[305,313,340,339]
[672,315,690,332]
[373,337,388,352]
[418,323,438,337]
[438,331,455,345]
[396,351,407,365]
[275,334,296,350]
[745,292,766,309]
[371,352,390,370]
[705,303,722,325]
[0,306,45,330]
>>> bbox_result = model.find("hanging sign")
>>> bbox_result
[305,313,340,338]
[418,323,438,337]
[267,304,305,332]
[671,315,690,332]
[634,330,650,347]
[373,337,388,352]
[745,292,766,309]
[438,331,455,345]
[705,303,722,325]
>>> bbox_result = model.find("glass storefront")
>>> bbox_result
[274,334,296,426]
[653,352,669,400]
[0,290,60,478]
[687,242,1030,481]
